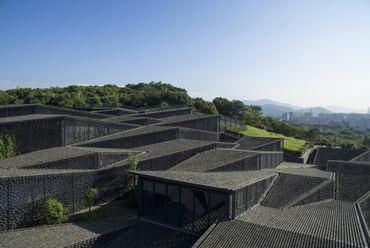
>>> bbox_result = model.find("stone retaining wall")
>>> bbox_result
[234,175,277,218]
[1,116,136,154]
[0,165,133,231]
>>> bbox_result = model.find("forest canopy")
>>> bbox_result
[0,82,194,108]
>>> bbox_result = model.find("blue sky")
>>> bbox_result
[1,0,369,112]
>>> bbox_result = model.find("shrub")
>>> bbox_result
[125,153,139,192]
[85,188,98,216]
[38,198,68,225]
[0,133,17,159]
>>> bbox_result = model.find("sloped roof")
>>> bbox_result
[158,114,217,124]
[131,170,277,192]
[261,173,329,209]
[168,149,258,172]
[314,148,368,167]
[76,125,175,146]
[0,114,63,124]
[194,200,368,248]
[107,221,198,248]
[0,147,95,170]
[274,167,333,179]
[134,139,215,159]
[237,136,284,150]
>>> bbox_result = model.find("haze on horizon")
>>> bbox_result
[0,0,369,112]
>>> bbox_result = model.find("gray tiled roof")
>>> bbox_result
[157,114,216,124]
[242,200,367,245]
[273,167,333,179]
[134,139,215,160]
[0,168,91,178]
[0,114,63,123]
[261,173,329,209]
[131,170,277,191]
[314,148,368,167]
[168,149,258,172]
[194,200,368,248]
[0,147,94,169]
[237,136,283,150]
[75,125,174,145]
[106,221,198,248]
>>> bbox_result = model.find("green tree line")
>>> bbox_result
[1,83,368,149]
[0,82,194,108]
[0,82,219,115]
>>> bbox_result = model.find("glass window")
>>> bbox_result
[209,192,226,224]
[142,180,154,219]
[167,184,180,227]
[180,187,194,232]
[193,191,209,234]
[154,182,166,223]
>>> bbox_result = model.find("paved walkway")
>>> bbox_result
[0,217,138,248]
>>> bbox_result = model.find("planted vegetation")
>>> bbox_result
[38,198,69,225]
[229,125,310,157]
[0,133,18,160]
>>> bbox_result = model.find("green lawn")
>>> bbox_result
[230,125,310,157]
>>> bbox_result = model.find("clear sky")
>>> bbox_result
[1,0,369,112]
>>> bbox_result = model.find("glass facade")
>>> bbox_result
[139,179,228,234]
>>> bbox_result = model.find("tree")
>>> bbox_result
[38,198,69,225]
[193,98,218,114]
[363,135,370,147]
[213,97,233,116]
[0,133,17,159]
[85,188,98,217]
[121,153,140,208]
[125,153,139,192]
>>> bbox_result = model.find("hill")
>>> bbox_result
[242,99,301,110]
[229,125,310,157]
[243,99,332,117]
[258,104,296,117]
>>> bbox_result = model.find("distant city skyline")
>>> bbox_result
[1,0,369,112]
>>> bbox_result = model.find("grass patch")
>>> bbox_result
[229,125,310,157]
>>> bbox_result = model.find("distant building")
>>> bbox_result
[360,116,370,130]
[281,112,291,121]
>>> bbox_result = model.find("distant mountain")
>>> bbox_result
[243,99,333,117]
[258,104,296,117]
[325,106,367,114]
[300,107,332,116]
[243,99,301,110]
